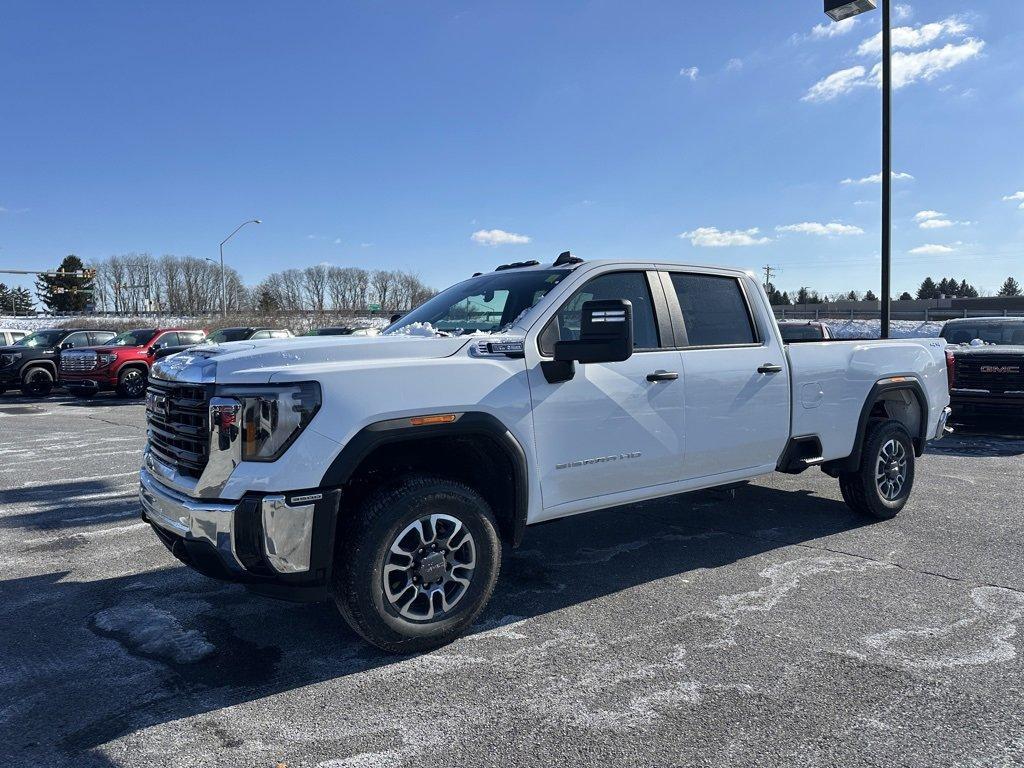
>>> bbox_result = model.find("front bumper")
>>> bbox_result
[140,467,339,601]
[60,372,116,390]
[950,390,1024,415]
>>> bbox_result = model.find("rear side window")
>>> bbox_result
[670,273,757,347]
[61,331,91,349]
[91,331,116,345]
[539,271,660,355]
[179,331,205,345]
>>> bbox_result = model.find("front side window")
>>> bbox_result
[539,271,660,356]
[386,270,570,336]
[670,273,757,348]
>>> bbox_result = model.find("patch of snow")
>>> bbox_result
[385,321,441,337]
[823,319,944,339]
[92,604,214,664]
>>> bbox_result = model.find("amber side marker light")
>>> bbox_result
[409,413,458,427]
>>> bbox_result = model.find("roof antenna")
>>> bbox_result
[553,250,583,267]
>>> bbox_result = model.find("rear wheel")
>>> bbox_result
[839,419,915,520]
[116,367,147,398]
[20,366,54,397]
[332,474,501,653]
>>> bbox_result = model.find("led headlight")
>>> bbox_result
[214,382,321,462]
[0,352,22,368]
[98,352,118,366]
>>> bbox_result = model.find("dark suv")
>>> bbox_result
[0,328,116,397]
[942,317,1024,417]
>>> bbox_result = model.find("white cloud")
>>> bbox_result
[679,66,699,81]
[679,227,771,247]
[802,66,866,102]
[776,222,864,237]
[920,218,954,229]
[909,244,955,254]
[841,171,915,185]
[853,200,874,206]
[1003,191,1024,210]
[895,4,913,21]
[879,39,986,89]
[806,17,984,101]
[471,229,531,246]
[725,58,743,72]
[333,238,342,244]
[857,18,970,57]
[810,17,858,39]
[914,210,944,222]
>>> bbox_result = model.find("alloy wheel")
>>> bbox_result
[875,438,908,501]
[382,513,476,622]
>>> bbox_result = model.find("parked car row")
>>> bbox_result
[0,324,374,399]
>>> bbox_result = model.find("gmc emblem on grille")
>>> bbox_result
[980,365,1020,374]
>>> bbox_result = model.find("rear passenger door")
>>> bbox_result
[663,271,790,480]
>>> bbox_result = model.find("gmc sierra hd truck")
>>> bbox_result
[140,255,951,653]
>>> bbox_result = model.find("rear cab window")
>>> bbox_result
[669,273,758,348]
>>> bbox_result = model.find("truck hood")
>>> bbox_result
[152,334,475,384]
[73,345,144,355]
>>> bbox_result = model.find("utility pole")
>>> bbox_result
[763,265,778,291]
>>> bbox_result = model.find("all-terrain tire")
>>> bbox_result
[116,367,148,398]
[332,474,501,654]
[20,366,54,397]
[839,419,915,520]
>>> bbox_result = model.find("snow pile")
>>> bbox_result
[92,604,215,664]
[386,321,440,337]
[825,319,944,339]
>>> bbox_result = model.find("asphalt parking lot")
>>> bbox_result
[2,396,1024,768]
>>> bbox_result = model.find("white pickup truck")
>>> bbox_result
[140,254,951,652]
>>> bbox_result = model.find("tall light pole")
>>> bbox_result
[218,219,261,317]
[824,0,891,338]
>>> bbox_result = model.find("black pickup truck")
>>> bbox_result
[941,317,1024,417]
[0,328,116,396]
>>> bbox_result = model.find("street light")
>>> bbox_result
[217,218,261,317]
[824,0,891,339]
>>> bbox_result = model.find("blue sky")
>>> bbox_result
[2,0,1022,300]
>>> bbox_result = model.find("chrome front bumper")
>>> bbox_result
[140,467,317,575]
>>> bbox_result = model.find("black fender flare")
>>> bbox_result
[320,412,530,546]
[824,378,929,474]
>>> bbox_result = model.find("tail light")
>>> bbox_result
[945,348,956,390]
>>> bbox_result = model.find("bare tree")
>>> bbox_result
[303,264,329,312]
[371,270,396,310]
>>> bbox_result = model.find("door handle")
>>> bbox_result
[646,370,679,382]
[757,363,783,374]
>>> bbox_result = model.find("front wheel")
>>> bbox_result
[116,367,147,398]
[332,474,502,653]
[839,419,915,520]
[21,367,54,397]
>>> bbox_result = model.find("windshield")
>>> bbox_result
[14,329,65,348]
[941,322,1024,346]
[386,269,570,336]
[108,329,158,347]
[207,328,250,343]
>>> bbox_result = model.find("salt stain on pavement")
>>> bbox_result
[92,604,216,665]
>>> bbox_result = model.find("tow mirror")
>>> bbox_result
[554,300,633,364]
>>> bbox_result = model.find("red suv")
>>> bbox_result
[60,328,206,398]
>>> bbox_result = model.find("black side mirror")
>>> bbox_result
[60,342,74,350]
[554,300,633,364]
[389,313,404,324]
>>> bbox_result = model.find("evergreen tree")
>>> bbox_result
[10,287,34,315]
[846,290,860,301]
[998,276,1022,297]
[898,291,913,301]
[0,282,9,313]
[796,286,811,305]
[864,290,878,301]
[916,277,938,300]
[780,291,791,305]
[958,279,978,298]
[35,255,94,312]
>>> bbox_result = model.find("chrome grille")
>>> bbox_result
[60,352,98,372]
[146,379,212,479]
[953,353,1024,393]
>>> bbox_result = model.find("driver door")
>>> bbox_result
[526,269,686,517]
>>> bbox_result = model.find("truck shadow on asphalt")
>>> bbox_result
[0,478,140,531]
[2,483,871,765]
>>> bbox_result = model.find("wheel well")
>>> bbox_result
[341,433,520,546]
[868,389,923,451]
[21,360,56,379]
[116,362,149,377]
